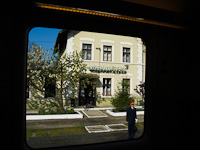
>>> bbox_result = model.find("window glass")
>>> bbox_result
[123,79,130,93]
[103,45,112,61]
[26,27,145,149]
[82,44,92,60]
[103,78,111,96]
[123,47,130,62]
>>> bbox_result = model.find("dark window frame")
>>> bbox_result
[103,45,112,61]
[122,78,130,94]
[103,78,112,96]
[123,47,130,63]
[82,43,92,60]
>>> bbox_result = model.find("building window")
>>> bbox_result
[82,44,92,60]
[44,78,56,98]
[122,79,130,94]
[123,47,130,63]
[103,78,111,96]
[103,45,112,61]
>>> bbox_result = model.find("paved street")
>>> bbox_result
[26,110,144,129]
[27,129,143,148]
[26,110,144,148]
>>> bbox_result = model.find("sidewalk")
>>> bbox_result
[26,110,144,148]
[26,110,144,129]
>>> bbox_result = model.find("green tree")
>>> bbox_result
[111,84,134,111]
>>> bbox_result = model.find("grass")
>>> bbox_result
[124,122,144,130]
[27,122,144,138]
[26,126,88,138]
[135,122,144,129]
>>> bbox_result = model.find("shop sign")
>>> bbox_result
[89,65,127,74]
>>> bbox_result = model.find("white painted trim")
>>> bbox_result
[74,107,114,111]
[106,109,144,116]
[105,124,128,131]
[137,111,144,115]
[100,76,114,97]
[80,38,95,61]
[26,111,83,120]
[101,40,115,44]
[74,106,142,111]
[120,73,133,77]
[120,42,133,63]
[121,77,133,94]
[85,125,111,133]
[106,110,126,116]
[85,124,128,133]
[120,42,133,45]
[80,37,95,42]
[137,38,143,84]
[81,110,108,118]
[101,40,115,62]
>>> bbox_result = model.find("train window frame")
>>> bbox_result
[26,27,146,149]
[5,1,188,150]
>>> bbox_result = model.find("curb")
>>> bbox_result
[81,110,108,118]
[106,110,144,116]
[26,111,83,120]
[85,123,128,133]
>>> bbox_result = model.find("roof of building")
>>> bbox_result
[55,29,68,54]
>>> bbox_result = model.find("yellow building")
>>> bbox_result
[56,30,146,107]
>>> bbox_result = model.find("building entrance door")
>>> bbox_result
[79,79,96,106]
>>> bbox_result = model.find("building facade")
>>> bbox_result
[27,30,146,109]
[61,30,146,107]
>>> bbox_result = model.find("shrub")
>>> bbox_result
[38,109,45,115]
[38,108,76,115]
[47,109,54,114]
[67,109,75,114]
[112,109,117,112]
[56,107,66,114]
[111,88,134,111]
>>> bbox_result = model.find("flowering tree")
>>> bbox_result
[27,44,88,112]
[50,50,87,112]
[27,44,52,96]
[135,82,145,97]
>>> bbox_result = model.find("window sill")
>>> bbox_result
[102,96,112,98]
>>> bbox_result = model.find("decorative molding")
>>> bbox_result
[101,40,115,44]
[120,42,133,45]
[80,37,95,42]
[80,38,95,61]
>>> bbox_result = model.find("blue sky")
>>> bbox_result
[28,27,62,52]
